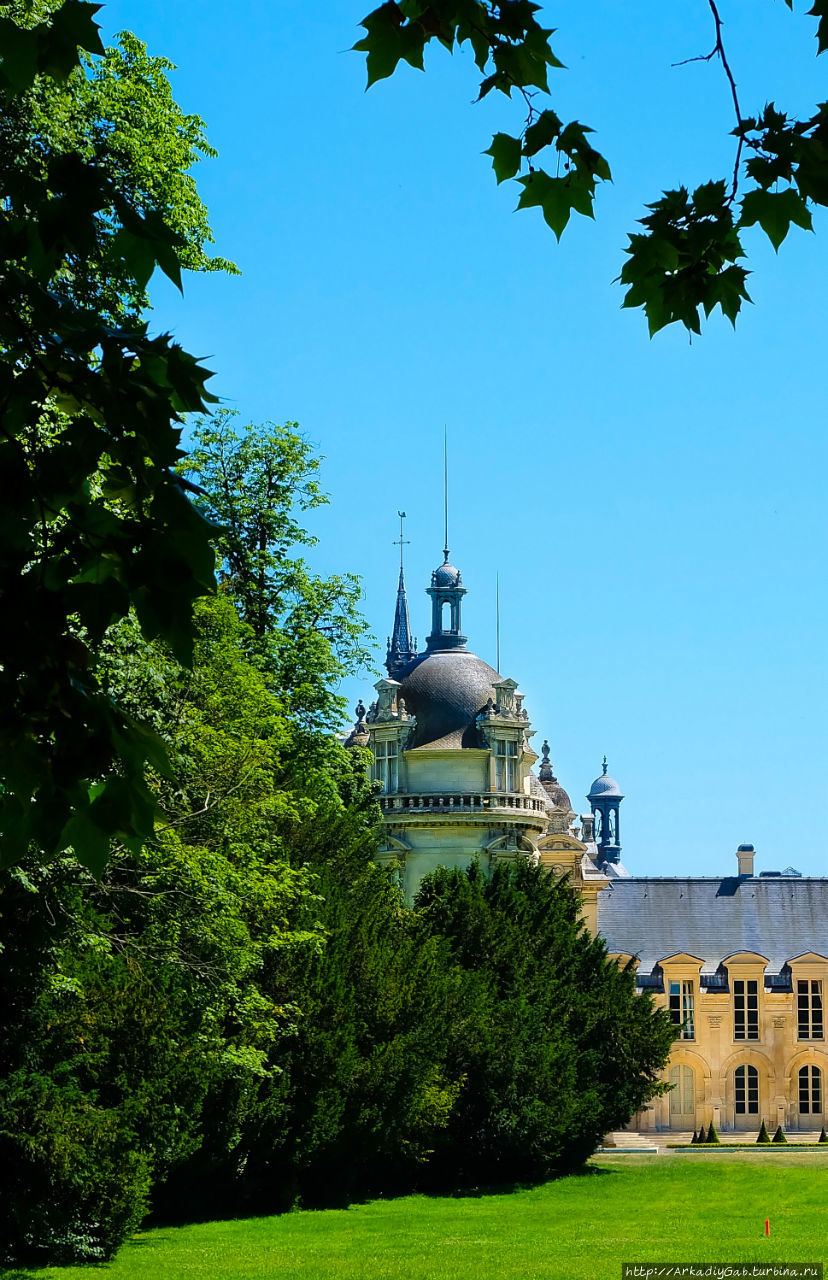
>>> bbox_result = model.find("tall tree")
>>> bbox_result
[183,411,373,733]
[354,1,828,335]
[0,5,231,873]
[414,860,674,1182]
[0,594,324,1264]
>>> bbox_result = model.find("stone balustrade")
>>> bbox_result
[377,791,546,816]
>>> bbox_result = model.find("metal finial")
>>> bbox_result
[542,740,550,763]
[496,573,500,673]
[602,754,608,775]
[393,510,409,571]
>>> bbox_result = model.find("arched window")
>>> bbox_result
[441,600,451,631]
[799,1065,822,1114]
[735,1064,759,1114]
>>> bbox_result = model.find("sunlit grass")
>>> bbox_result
[9,1152,828,1280]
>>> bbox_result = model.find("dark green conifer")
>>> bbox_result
[696,1124,707,1144]
[706,1122,720,1144]
[756,1120,770,1144]
[690,1128,698,1145]
[772,1124,788,1144]
[819,1127,828,1144]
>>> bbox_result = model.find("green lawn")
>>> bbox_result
[7,1152,828,1280]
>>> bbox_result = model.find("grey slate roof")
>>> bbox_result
[397,648,501,751]
[597,876,828,978]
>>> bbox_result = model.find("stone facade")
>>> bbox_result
[600,867,828,1134]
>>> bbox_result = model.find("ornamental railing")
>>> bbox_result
[377,791,546,816]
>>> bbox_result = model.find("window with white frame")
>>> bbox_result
[799,1065,822,1114]
[733,978,759,1040]
[669,980,695,1040]
[797,980,824,1040]
[734,1063,759,1114]
[373,739,398,794]
[494,739,518,791]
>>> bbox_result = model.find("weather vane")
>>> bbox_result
[393,509,409,570]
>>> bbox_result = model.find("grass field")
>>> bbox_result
[6,1151,828,1280]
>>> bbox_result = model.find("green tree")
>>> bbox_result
[183,411,373,733]
[0,594,324,1264]
[0,4,231,873]
[756,1119,771,1143]
[354,1,828,336]
[413,861,674,1183]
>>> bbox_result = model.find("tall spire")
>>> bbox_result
[386,511,417,676]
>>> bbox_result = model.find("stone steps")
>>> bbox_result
[601,1129,828,1152]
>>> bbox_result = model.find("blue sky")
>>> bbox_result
[106,1,827,878]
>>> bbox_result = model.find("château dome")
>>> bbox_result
[396,649,501,751]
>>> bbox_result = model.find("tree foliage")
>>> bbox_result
[183,411,373,733]
[354,0,828,335]
[0,3,231,874]
[0,595,325,1263]
[414,861,674,1182]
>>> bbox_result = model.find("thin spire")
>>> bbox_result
[386,511,417,676]
[496,572,501,673]
[443,426,449,563]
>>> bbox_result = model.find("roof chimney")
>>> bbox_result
[737,843,755,877]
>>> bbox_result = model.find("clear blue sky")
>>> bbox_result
[106,1,827,878]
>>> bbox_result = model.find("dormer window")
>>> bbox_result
[374,740,398,794]
[798,980,824,1041]
[669,980,695,1040]
[734,979,759,1040]
[494,739,518,791]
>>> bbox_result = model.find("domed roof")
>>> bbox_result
[431,560,462,588]
[588,758,624,800]
[397,648,500,750]
[545,780,573,812]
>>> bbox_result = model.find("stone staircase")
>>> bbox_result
[600,1131,661,1152]
[600,1129,827,1153]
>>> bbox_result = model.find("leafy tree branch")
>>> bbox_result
[354,0,828,335]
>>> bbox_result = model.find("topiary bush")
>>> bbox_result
[819,1127,828,1144]
[696,1125,707,1144]
[706,1123,721,1144]
[772,1124,788,1144]
[756,1120,770,1144]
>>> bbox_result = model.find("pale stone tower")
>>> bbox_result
[346,543,609,918]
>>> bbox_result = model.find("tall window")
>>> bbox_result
[799,1065,822,1115]
[669,980,695,1040]
[374,739,398,794]
[494,739,518,791]
[733,979,759,1040]
[734,1064,759,1115]
[797,980,824,1041]
[669,1064,695,1118]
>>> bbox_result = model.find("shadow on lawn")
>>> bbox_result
[147,1158,616,1230]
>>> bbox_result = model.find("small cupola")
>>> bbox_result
[587,756,624,865]
[425,548,467,652]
